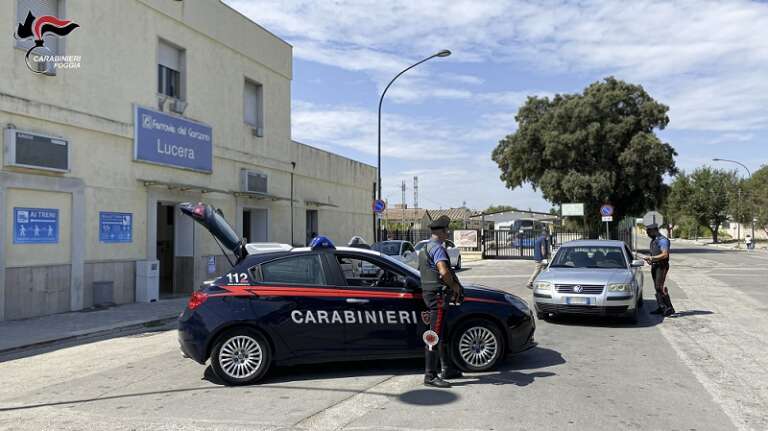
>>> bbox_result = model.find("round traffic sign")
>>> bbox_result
[600,204,614,217]
[642,211,664,226]
[372,199,386,213]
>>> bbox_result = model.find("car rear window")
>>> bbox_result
[260,255,326,285]
[550,246,627,269]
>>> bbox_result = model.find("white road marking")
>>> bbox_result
[293,374,416,430]
[659,255,768,431]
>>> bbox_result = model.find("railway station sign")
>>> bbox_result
[14,207,59,244]
[134,105,213,173]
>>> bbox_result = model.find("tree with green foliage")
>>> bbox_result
[662,172,692,236]
[484,204,519,214]
[492,77,677,228]
[687,167,738,243]
[746,165,768,236]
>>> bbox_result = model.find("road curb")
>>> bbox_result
[0,316,178,356]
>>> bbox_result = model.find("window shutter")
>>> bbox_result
[158,41,181,71]
[244,80,258,125]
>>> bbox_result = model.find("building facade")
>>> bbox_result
[0,0,375,321]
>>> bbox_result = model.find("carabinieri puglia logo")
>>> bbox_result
[14,11,80,74]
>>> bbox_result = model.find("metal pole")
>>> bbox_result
[377,50,451,241]
[290,161,295,246]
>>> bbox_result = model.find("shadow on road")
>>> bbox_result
[670,310,715,318]
[543,299,665,328]
[0,346,564,412]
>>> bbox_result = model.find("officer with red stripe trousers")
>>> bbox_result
[419,215,464,388]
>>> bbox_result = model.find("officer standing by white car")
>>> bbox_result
[643,223,676,317]
[419,215,464,388]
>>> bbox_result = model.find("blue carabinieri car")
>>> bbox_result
[177,202,536,385]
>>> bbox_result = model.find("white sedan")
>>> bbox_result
[415,239,462,270]
[370,240,418,268]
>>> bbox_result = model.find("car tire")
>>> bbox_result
[536,311,548,320]
[211,328,271,386]
[455,256,462,270]
[637,290,644,308]
[451,319,504,372]
[624,304,639,324]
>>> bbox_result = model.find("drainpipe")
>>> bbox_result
[290,161,296,246]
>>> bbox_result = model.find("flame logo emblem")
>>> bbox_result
[14,11,80,74]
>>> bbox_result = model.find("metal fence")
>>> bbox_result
[482,225,635,260]
[382,228,483,251]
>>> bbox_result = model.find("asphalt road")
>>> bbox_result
[0,243,764,430]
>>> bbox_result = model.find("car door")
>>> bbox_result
[445,240,459,266]
[401,242,418,268]
[328,251,425,356]
[624,244,643,295]
[253,252,348,360]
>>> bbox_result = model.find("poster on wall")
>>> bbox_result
[454,230,478,248]
[13,207,59,244]
[99,212,133,243]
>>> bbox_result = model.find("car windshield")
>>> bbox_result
[372,242,401,256]
[550,246,627,269]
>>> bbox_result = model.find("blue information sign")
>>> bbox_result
[134,105,213,172]
[99,212,133,243]
[14,207,59,244]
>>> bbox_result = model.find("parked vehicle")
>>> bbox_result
[371,240,418,268]
[176,202,536,385]
[415,239,462,270]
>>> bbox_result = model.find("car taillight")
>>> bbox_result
[187,290,208,310]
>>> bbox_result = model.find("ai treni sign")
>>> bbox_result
[133,105,213,173]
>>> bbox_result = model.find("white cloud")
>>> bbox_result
[228,0,768,132]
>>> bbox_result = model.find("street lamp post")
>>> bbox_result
[713,158,754,244]
[376,49,451,241]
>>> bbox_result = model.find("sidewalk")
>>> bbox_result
[0,297,187,354]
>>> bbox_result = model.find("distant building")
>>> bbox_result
[382,204,431,230]
[470,209,558,230]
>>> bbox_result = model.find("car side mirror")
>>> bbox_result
[405,276,420,289]
[631,259,645,267]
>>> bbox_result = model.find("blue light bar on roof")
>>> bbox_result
[309,235,335,250]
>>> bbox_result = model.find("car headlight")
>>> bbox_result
[534,281,552,291]
[607,283,632,292]
[505,294,530,312]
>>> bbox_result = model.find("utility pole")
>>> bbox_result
[413,176,419,209]
[401,180,406,230]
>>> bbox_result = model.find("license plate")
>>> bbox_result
[566,296,591,305]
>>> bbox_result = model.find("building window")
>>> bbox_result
[158,40,184,100]
[16,0,62,55]
[244,79,264,130]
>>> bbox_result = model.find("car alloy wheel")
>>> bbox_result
[211,328,271,385]
[219,335,262,379]
[456,322,502,371]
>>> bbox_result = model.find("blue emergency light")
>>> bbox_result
[309,235,335,250]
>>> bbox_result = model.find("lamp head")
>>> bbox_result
[712,158,721,161]
[435,49,451,57]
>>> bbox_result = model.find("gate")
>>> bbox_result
[481,229,538,259]
[482,223,635,260]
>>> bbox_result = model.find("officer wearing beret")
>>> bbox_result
[418,215,464,388]
[643,223,676,317]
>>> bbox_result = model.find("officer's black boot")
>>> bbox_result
[650,293,665,315]
[439,343,463,380]
[662,294,676,316]
[424,349,450,388]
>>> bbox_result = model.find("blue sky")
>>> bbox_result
[226,0,768,212]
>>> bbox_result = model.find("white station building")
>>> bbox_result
[0,0,376,321]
